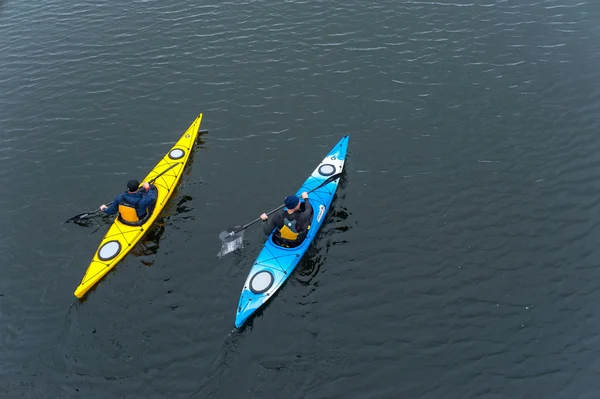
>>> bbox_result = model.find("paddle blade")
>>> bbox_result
[217,226,245,258]
[65,212,95,224]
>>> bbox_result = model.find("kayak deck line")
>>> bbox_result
[74,114,204,299]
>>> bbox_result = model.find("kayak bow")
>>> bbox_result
[235,135,349,328]
[74,114,203,298]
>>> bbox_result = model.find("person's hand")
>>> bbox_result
[142,182,150,191]
[100,204,107,211]
[260,213,268,221]
[301,192,308,199]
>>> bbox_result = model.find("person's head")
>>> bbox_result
[284,195,300,210]
[127,179,140,193]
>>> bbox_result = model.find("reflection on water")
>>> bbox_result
[295,246,323,286]
[295,200,352,284]
[130,219,166,265]
[175,195,194,214]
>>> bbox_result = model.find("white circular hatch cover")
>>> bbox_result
[98,240,121,261]
[318,163,336,176]
[250,271,274,294]
[169,148,185,160]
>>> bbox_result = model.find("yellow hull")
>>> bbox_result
[74,114,203,298]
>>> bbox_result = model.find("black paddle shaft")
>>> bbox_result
[226,172,343,237]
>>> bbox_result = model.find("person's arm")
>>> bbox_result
[102,195,121,215]
[262,212,282,235]
[302,197,313,215]
[298,192,313,230]
[138,183,157,209]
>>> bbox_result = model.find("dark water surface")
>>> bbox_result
[2,0,600,397]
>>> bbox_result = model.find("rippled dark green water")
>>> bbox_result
[2,0,600,397]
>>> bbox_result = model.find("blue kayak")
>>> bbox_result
[235,135,349,328]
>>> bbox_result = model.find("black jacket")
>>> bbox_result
[262,199,313,236]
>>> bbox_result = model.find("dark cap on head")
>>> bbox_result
[284,196,299,209]
[127,179,140,192]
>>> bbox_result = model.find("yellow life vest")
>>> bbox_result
[278,216,310,241]
[279,224,299,240]
[118,202,139,223]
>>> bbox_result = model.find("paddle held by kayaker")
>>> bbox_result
[99,179,157,224]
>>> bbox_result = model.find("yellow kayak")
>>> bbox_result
[74,114,203,298]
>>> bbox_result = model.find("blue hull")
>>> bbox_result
[235,135,349,328]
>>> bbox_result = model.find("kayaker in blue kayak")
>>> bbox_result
[99,179,157,224]
[260,192,313,246]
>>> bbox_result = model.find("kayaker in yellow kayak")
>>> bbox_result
[99,179,157,225]
[259,192,313,247]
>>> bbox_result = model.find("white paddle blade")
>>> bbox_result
[217,227,245,258]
